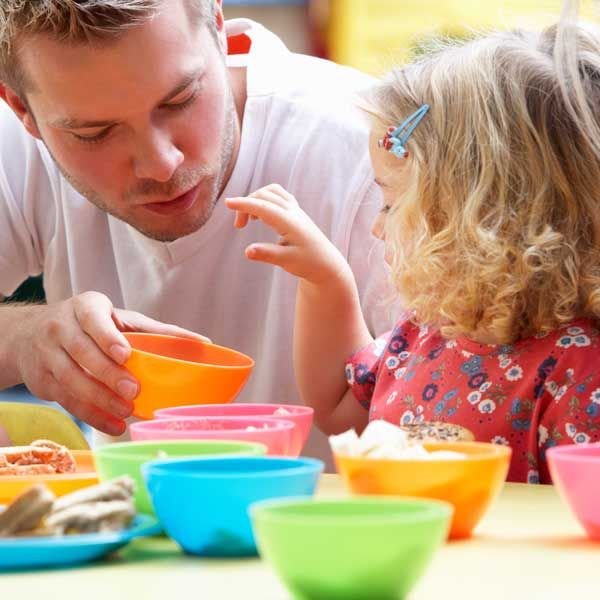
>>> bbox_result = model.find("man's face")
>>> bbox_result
[16,0,238,241]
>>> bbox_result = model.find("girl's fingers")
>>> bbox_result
[245,243,293,266]
[255,184,298,205]
[249,188,294,209]
[233,211,250,229]
[225,197,292,232]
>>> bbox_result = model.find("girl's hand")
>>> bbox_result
[226,184,350,286]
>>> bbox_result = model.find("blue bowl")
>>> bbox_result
[142,456,323,556]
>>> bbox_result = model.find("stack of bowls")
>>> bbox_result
[130,416,295,456]
[154,403,314,457]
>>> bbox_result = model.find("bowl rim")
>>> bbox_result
[333,440,512,463]
[123,332,255,369]
[546,441,600,463]
[141,455,324,479]
[130,415,297,434]
[249,495,453,525]
[94,439,268,460]
[154,403,315,418]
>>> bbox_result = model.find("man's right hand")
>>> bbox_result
[2,291,208,436]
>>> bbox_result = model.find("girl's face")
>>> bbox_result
[368,129,412,261]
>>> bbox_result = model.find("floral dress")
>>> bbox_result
[346,316,600,483]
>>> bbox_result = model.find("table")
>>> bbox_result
[2,475,598,599]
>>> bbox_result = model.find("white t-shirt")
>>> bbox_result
[0,20,394,463]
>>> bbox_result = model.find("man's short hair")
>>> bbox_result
[0,0,214,94]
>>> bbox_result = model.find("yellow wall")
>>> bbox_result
[326,0,597,74]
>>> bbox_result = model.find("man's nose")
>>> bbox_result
[132,127,184,182]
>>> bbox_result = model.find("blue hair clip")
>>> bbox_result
[379,104,430,158]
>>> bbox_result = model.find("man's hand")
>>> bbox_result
[225,184,352,286]
[5,291,208,436]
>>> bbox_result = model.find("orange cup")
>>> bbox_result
[123,333,255,420]
[334,441,511,539]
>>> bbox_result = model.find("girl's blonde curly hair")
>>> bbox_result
[364,5,600,344]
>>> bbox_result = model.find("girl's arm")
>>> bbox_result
[225,184,373,433]
[294,274,372,433]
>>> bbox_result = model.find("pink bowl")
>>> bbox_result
[547,442,600,539]
[154,404,314,457]
[129,416,296,457]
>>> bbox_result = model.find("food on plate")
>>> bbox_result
[329,420,469,460]
[0,483,55,537]
[0,476,136,538]
[0,439,76,476]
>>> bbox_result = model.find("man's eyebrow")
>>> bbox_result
[157,68,204,104]
[49,69,205,130]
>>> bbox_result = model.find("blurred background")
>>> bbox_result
[224,0,596,73]
[1,0,596,434]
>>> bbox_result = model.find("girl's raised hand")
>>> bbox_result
[225,184,350,285]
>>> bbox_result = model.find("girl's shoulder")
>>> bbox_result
[517,318,600,354]
[377,313,446,357]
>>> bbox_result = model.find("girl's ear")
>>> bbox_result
[0,84,42,140]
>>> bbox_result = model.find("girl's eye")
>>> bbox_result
[380,204,392,214]
[72,128,112,144]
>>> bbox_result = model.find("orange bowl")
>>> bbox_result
[0,450,98,504]
[123,333,255,420]
[334,441,511,539]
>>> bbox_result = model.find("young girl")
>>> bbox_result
[225,11,600,483]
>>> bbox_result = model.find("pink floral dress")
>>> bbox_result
[346,316,600,483]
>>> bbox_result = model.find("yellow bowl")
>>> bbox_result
[0,450,98,504]
[123,333,255,420]
[334,441,511,539]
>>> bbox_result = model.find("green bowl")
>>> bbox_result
[250,497,452,600]
[94,440,267,515]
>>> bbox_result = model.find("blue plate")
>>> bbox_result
[0,514,161,570]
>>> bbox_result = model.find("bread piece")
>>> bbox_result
[0,484,55,537]
[46,499,135,534]
[52,476,135,513]
[399,421,475,442]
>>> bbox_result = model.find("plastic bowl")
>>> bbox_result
[130,416,296,456]
[334,441,511,539]
[154,403,314,457]
[0,451,98,504]
[142,456,323,556]
[94,440,267,515]
[122,332,254,420]
[251,496,452,600]
[547,442,600,539]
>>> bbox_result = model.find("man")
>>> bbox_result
[0,0,391,460]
